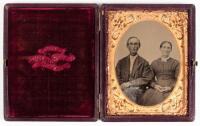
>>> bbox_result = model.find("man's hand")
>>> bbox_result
[121,82,130,90]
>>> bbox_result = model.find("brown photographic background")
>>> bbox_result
[115,21,180,66]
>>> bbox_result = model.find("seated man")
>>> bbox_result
[115,36,154,104]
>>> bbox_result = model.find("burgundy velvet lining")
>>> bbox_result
[5,5,96,119]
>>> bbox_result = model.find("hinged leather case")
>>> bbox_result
[4,4,196,121]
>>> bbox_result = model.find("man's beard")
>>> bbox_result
[130,52,137,56]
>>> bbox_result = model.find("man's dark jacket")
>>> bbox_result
[116,55,154,88]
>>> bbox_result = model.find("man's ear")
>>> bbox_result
[126,43,129,47]
[126,44,129,48]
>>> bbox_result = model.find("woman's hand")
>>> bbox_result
[160,86,172,93]
[154,85,163,92]
[154,85,172,93]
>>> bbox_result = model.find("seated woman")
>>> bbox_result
[141,41,180,106]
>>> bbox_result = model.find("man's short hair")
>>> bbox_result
[127,36,141,47]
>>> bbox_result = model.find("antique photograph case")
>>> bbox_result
[4,3,195,121]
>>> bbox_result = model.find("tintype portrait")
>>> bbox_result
[115,21,180,106]
[105,6,191,117]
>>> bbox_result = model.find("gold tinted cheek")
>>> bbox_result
[167,47,171,51]
[135,44,140,48]
[161,48,166,52]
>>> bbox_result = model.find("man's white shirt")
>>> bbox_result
[130,54,138,74]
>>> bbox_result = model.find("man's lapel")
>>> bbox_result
[125,55,130,77]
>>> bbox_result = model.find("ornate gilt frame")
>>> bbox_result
[101,4,195,121]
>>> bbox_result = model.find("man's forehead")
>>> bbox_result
[128,38,140,43]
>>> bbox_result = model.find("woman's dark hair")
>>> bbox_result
[160,41,172,49]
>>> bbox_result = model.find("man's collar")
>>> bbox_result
[130,54,138,58]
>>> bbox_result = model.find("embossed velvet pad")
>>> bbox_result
[4,4,97,120]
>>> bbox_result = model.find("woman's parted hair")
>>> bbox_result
[160,41,172,49]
